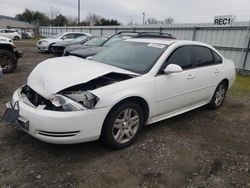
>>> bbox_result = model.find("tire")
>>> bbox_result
[14,36,20,40]
[101,102,144,149]
[0,49,17,73]
[48,44,54,53]
[208,81,227,109]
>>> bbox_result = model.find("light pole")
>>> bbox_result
[142,12,145,24]
[78,0,80,25]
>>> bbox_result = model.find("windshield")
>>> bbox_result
[84,37,107,46]
[70,35,88,43]
[103,35,132,47]
[93,41,168,74]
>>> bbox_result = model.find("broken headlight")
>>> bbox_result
[81,91,99,109]
[50,91,99,111]
[50,94,86,111]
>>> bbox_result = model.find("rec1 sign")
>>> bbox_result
[214,15,233,26]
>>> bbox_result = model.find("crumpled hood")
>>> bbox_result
[27,56,137,98]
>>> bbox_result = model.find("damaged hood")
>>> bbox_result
[28,56,137,98]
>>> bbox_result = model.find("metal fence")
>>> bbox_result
[39,22,250,72]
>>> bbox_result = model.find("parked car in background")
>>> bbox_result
[3,38,235,149]
[0,36,23,73]
[0,29,22,40]
[66,31,174,59]
[36,32,91,53]
[63,36,108,56]
[21,31,33,39]
[0,66,2,78]
[51,35,98,56]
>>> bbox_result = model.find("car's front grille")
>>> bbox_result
[21,85,64,111]
[38,130,80,137]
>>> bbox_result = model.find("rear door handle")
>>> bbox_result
[186,74,195,80]
[214,69,221,74]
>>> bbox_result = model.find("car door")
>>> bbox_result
[190,46,223,102]
[0,30,8,38]
[4,30,12,39]
[62,34,75,41]
[153,45,200,118]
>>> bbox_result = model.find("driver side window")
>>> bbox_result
[166,46,192,69]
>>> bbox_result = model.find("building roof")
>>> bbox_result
[0,15,30,24]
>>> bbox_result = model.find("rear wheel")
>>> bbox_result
[14,36,20,40]
[101,102,144,149]
[208,81,227,109]
[0,49,17,73]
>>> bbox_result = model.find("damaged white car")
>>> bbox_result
[3,38,236,149]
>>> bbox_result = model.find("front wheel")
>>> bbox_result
[208,81,227,109]
[0,49,17,73]
[101,102,144,149]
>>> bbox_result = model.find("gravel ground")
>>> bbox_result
[0,40,250,188]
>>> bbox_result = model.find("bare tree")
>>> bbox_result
[85,13,101,26]
[48,7,60,25]
[146,17,159,24]
[164,17,174,24]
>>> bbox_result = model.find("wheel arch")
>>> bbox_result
[221,78,229,90]
[102,96,150,129]
[0,44,13,52]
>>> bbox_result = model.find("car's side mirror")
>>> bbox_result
[61,36,66,40]
[164,64,183,74]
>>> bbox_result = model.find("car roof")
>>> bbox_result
[127,38,176,45]
[126,38,215,48]
[62,32,91,35]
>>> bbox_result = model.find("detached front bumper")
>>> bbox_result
[5,87,110,144]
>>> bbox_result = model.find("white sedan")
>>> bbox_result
[4,38,236,149]
[0,29,22,40]
[36,32,91,52]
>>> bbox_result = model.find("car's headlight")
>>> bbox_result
[50,94,86,111]
[50,92,99,111]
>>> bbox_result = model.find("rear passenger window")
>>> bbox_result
[213,51,222,64]
[193,46,213,67]
[166,46,192,69]
[74,34,85,38]
[63,34,75,39]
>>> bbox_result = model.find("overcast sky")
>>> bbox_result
[1,0,250,24]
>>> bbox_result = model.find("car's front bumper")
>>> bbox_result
[6,87,110,144]
[37,42,49,51]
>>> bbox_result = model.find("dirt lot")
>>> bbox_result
[0,40,250,188]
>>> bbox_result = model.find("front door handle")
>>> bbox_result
[186,74,195,80]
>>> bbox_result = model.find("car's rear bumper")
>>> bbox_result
[6,87,110,144]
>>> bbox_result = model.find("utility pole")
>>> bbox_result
[78,0,80,25]
[142,12,145,24]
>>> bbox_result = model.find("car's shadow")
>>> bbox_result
[1,104,211,155]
